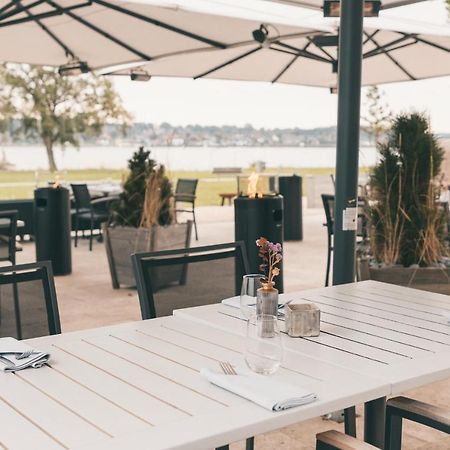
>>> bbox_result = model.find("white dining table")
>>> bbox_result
[0,280,448,450]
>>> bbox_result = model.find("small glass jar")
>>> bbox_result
[256,281,278,318]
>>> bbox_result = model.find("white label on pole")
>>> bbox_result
[342,207,358,231]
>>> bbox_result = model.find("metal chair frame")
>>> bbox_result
[0,210,18,265]
[132,241,250,320]
[174,179,199,241]
[71,184,116,251]
[0,261,61,340]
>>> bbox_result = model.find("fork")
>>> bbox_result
[15,350,35,360]
[219,361,237,375]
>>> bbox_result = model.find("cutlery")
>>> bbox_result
[0,350,37,360]
[219,361,237,375]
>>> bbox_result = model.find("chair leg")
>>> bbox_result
[384,407,402,450]
[192,209,198,241]
[89,217,94,251]
[74,216,79,248]
[325,232,332,287]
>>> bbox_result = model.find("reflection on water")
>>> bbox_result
[1,145,377,171]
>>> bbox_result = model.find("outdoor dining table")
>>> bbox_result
[0,280,449,449]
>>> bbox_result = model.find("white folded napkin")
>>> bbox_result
[201,368,317,412]
[0,337,50,372]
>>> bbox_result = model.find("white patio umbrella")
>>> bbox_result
[271,0,426,12]
[109,16,450,88]
[0,0,328,70]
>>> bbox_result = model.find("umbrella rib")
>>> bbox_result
[0,1,17,15]
[402,33,450,55]
[362,29,379,46]
[11,0,76,58]
[44,0,152,61]
[0,7,74,27]
[193,46,261,80]
[0,0,45,21]
[271,54,298,83]
[363,31,416,81]
[90,0,226,49]
[307,37,337,63]
[363,35,413,58]
[274,41,332,63]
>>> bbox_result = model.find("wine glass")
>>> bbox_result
[245,314,283,375]
[240,274,261,319]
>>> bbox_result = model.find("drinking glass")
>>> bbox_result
[240,274,262,319]
[245,314,283,375]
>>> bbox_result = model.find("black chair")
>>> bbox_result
[321,194,368,286]
[132,241,254,450]
[132,241,250,320]
[71,184,116,251]
[174,179,199,241]
[0,261,61,340]
[0,210,18,265]
[316,397,450,450]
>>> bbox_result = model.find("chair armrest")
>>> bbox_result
[316,430,377,450]
[91,195,119,206]
[386,397,450,434]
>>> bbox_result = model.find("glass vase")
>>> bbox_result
[256,282,279,318]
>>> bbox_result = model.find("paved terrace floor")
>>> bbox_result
[13,206,450,450]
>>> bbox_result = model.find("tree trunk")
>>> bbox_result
[44,139,57,172]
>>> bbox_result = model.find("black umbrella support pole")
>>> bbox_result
[332,0,364,286]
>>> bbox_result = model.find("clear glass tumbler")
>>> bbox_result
[240,274,262,319]
[245,314,283,375]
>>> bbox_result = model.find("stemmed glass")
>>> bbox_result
[240,274,262,319]
[245,314,283,375]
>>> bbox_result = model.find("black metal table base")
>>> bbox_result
[365,397,387,449]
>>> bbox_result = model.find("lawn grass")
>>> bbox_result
[0,167,371,206]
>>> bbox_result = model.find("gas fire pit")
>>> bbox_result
[234,193,284,292]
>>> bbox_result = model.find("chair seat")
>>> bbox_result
[316,430,377,450]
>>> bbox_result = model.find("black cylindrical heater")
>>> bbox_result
[234,195,284,292]
[279,175,303,241]
[34,187,72,275]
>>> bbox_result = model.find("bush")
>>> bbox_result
[369,112,446,267]
[112,146,173,227]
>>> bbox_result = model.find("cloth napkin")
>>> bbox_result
[0,337,50,372]
[201,368,317,412]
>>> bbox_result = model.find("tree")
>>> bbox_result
[0,64,131,172]
[361,85,392,144]
[369,112,446,267]
[112,147,173,228]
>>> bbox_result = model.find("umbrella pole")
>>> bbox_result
[332,0,364,286]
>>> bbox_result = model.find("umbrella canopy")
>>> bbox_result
[0,0,327,69]
[271,0,426,11]
[110,16,450,88]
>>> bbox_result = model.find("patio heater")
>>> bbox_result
[234,174,284,292]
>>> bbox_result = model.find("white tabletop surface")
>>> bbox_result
[176,280,450,394]
[0,280,448,450]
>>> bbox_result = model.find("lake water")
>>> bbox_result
[0,145,378,171]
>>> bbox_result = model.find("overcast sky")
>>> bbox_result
[111,0,450,132]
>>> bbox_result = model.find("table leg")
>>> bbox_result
[345,406,357,437]
[364,397,386,449]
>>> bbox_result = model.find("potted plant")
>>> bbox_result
[359,112,450,294]
[104,147,192,288]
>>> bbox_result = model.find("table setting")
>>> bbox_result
[0,337,50,372]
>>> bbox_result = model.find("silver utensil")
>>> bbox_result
[219,361,237,375]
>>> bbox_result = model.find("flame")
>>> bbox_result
[247,172,262,198]
[52,175,60,189]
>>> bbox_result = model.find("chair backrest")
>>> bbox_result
[0,210,18,264]
[132,241,250,319]
[321,194,335,232]
[71,184,92,210]
[0,261,61,340]
[321,194,368,238]
[175,179,198,197]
